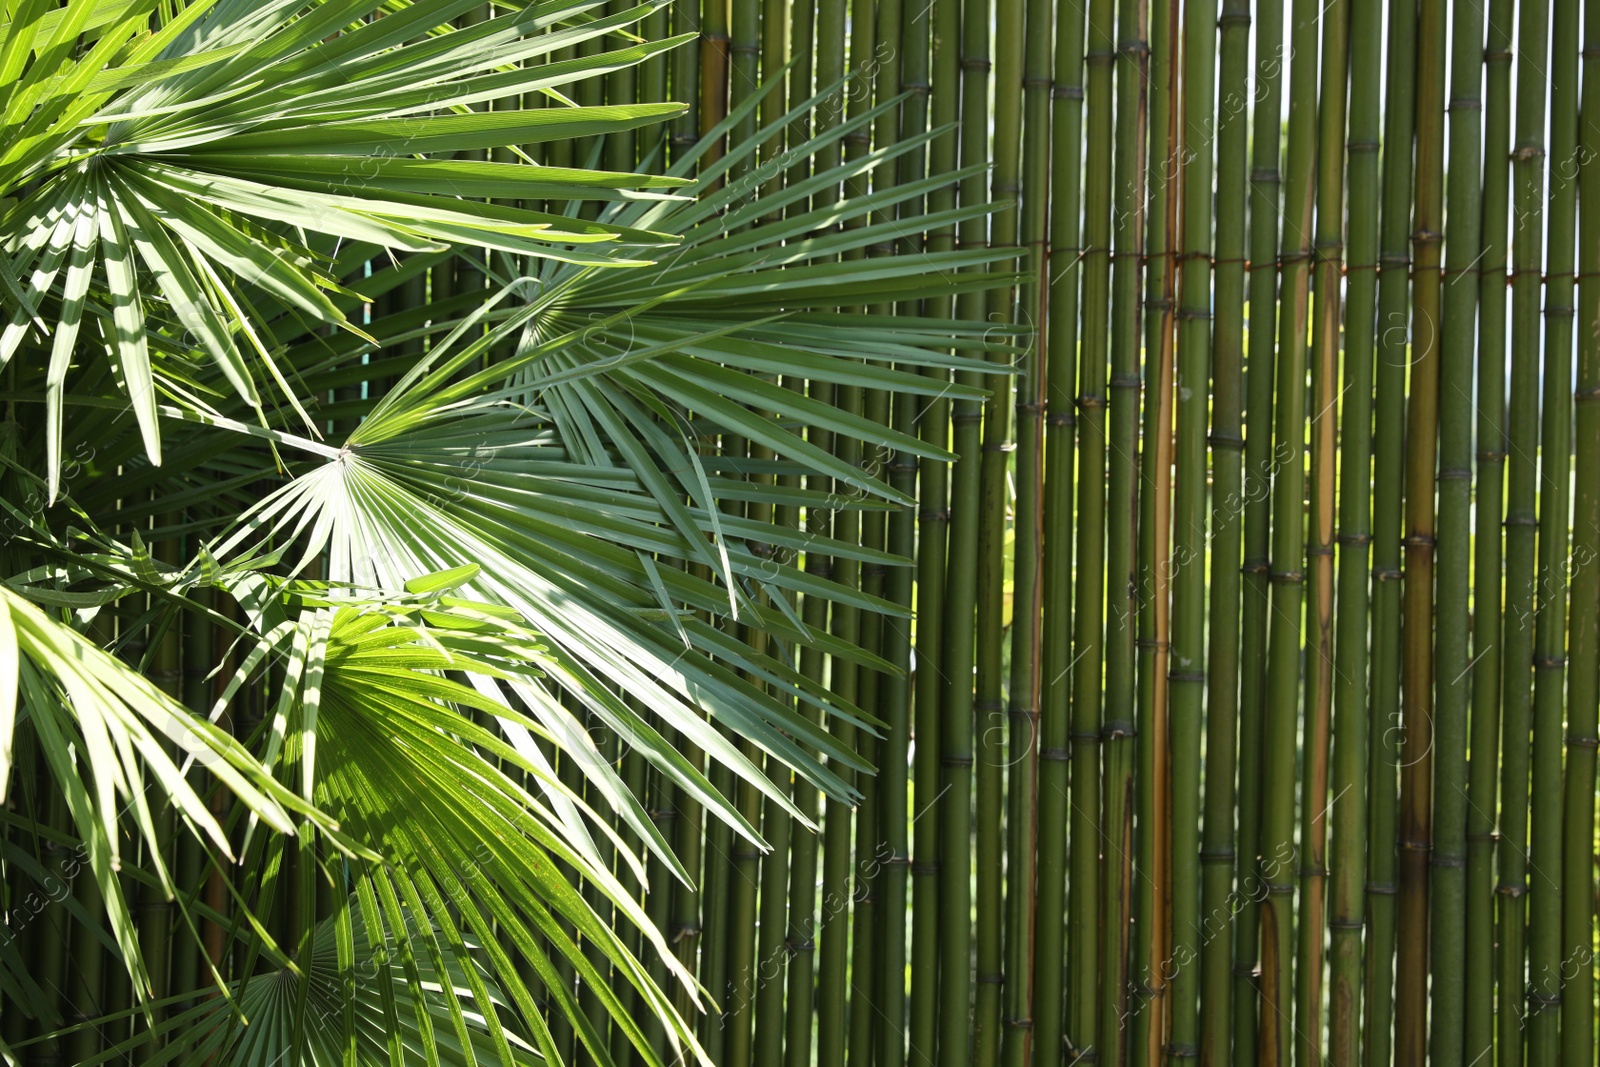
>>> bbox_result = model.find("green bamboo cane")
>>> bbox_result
[1133,2,1176,1062]
[1113,0,1152,1062]
[1463,2,1512,1060]
[1560,1,1600,1061]
[668,0,701,165]
[840,9,883,1066]
[1170,0,1219,1056]
[638,3,669,165]
[896,2,940,1062]
[979,2,1030,1062]
[701,0,731,173]
[809,6,854,1067]
[1033,0,1087,1058]
[1529,0,1578,1058]
[1326,0,1379,1061]
[1000,0,1052,1059]
[1294,4,1349,1064]
[756,0,788,216]
[1427,0,1484,1056]
[727,0,759,188]
[1256,0,1319,1062]
[1395,0,1446,1057]
[917,1,963,1056]
[1071,0,1114,1056]
[604,1,639,173]
[1363,1,1417,1061]
[1197,0,1250,1062]
[1498,0,1550,1058]
[940,0,989,1054]
[866,8,913,1066]
[1233,2,1285,1059]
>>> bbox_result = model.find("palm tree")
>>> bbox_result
[0,2,1014,1062]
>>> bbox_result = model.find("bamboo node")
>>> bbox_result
[1496,883,1527,898]
[1504,515,1538,528]
[1379,253,1412,268]
[728,43,760,55]
[1101,722,1136,740]
[1565,734,1600,749]
[1209,433,1245,450]
[1167,1043,1200,1059]
[1545,305,1577,318]
[1175,309,1212,321]
[919,506,953,522]
[900,79,932,93]
[671,924,702,941]
[1475,450,1509,461]
[1268,569,1304,584]
[1403,534,1437,548]
[1448,96,1484,112]
[1365,882,1399,896]
[1431,854,1466,869]
[1109,375,1141,389]
[1438,466,1471,481]
[1052,85,1085,100]
[975,699,1005,712]
[1002,1017,1034,1031]
[1527,992,1563,1007]
[1070,729,1104,743]
[1485,49,1513,63]
[1584,45,1600,58]
[1022,76,1052,89]
[1218,10,1251,25]
[1466,830,1501,843]
[941,755,975,768]
[1199,848,1235,863]
[1077,394,1108,411]
[1574,387,1600,403]
[1232,963,1262,979]
[1348,139,1380,153]
[1241,560,1270,576]
[1047,412,1077,428]
[1336,533,1373,546]
[1040,747,1071,761]
[981,443,1015,454]
[1119,39,1151,58]
[1249,167,1281,183]
[978,973,1006,986]
[1512,143,1546,162]
[1534,655,1567,670]
[1169,670,1205,683]
[785,937,816,954]
[1328,919,1364,931]
[961,57,994,72]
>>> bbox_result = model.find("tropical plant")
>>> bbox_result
[0,1,1016,1062]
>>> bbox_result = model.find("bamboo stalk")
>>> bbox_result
[1197,0,1250,1062]
[1528,0,1578,1057]
[1130,0,1172,1060]
[914,0,963,1056]
[1427,0,1485,1055]
[1395,0,1446,1056]
[668,0,701,165]
[1170,0,1219,1055]
[1498,0,1551,1058]
[1256,0,1319,1062]
[1327,0,1379,1060]
[891,6,949,1067]
[1363,0,1417,1061]
[1293,2,1349,1062]
[1071,0,1115,1056]
[939,0,990,1055]
[1001,0,1051,1057]
[865,7,913,1067]
[979,0,1030,1062]
[1033,0,1087,1058]
[811,6,854,1066]
[1233,1,1285,1059]
[1462,1,1513,1060]
[1560,1,1600,1062]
